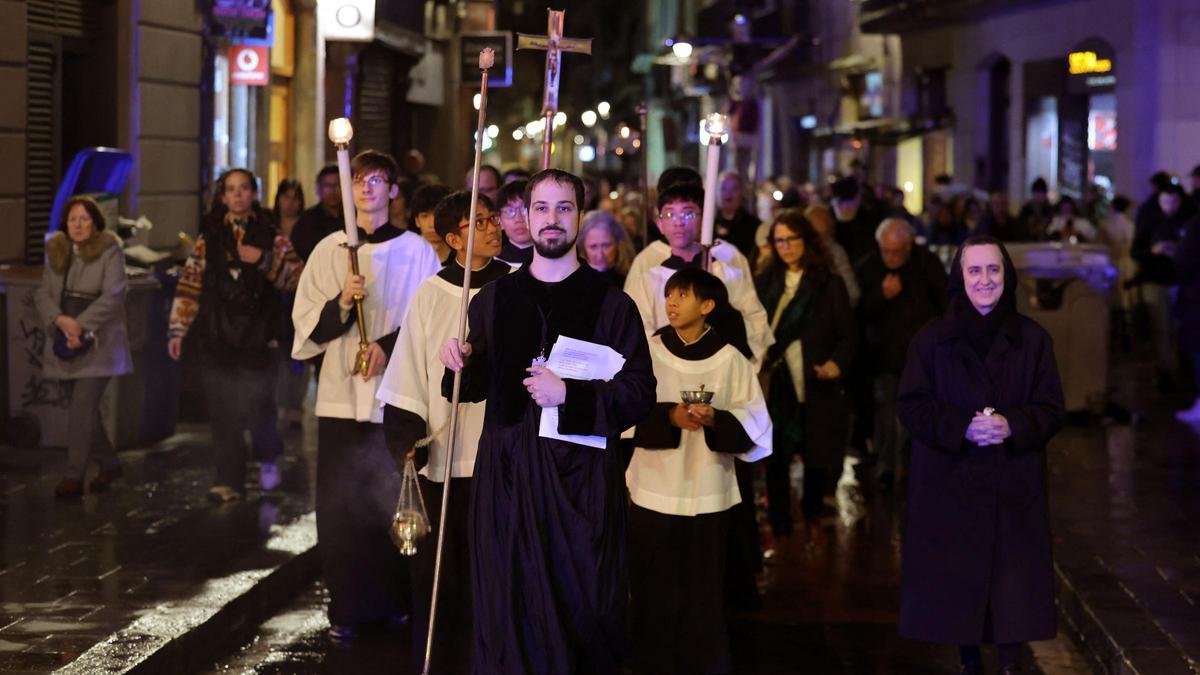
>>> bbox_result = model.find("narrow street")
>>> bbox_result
[3,357,1196,673]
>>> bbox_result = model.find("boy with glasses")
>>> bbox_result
[624,183,773,368]
[292,150,441,640]
[494,179,533,267]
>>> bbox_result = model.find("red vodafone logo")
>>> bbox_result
[229,45,269,86]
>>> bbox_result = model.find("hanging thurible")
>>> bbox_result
[390,457,430,556]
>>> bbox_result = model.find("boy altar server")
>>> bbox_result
[292,150,441,638]
[627,267,772,675]
[624,183,773,366]
[378,190,509,672]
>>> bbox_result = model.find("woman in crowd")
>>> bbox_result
[577,209,635,286]
[168,169,301,501]
[755,208,856,544]
[273,178,308,429]
[1046,195,1097,241]
[897,235,1065,674]
[36,196,132,497]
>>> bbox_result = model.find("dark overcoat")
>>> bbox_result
[896,242,1065,645]
[758,267,856,470]
[1174,214,1200,353]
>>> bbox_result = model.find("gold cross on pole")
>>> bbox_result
[518,9,592,169]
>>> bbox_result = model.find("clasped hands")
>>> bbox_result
[54,315,84,349]
[966,410,1011,446]
[670,403,715,431]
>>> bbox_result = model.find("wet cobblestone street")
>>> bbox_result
[1,355,1197,673]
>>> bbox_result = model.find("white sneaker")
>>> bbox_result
[1176,400,1200,422]
[259,462,281,491]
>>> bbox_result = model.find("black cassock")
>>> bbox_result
[897,298,1065,645]
[444,264,656,675]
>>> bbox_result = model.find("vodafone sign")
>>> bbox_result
[229,45,269,86]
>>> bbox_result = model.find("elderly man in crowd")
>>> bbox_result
[854,218,948,490]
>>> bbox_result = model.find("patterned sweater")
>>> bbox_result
[169,212,304,339]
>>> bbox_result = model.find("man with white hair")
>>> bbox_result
[855,218,947,489]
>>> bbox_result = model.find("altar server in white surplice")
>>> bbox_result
[624,182,773,367]
[378,190,509,674]
[291,150,440,639]
[626,267,771,675]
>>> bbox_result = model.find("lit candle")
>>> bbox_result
[699,112,728,248]
[328,117,358,247]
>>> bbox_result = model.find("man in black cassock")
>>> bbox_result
[441,169,657,674]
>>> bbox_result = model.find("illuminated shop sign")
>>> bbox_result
[1067,39,1116,93]
[1068,51,1111,75]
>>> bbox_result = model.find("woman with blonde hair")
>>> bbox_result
[35,196,132,497]
[578,209,636,286]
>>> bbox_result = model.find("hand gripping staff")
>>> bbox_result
[327,116,371,377]
[422,47,494,675]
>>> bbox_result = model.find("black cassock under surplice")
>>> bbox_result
[443,264,656,675]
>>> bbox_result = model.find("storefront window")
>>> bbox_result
[1088,93,1116,194]
[1025,96,1058,196]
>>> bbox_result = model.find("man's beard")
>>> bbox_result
[533,229,576,259]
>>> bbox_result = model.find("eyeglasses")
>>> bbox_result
[658,210,700,225]
[501,206,528,219]
[459,214,500,232]
[352,175,388,189]
[773,235,804,247]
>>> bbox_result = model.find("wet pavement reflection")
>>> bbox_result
[0,418,316,673]
[207,453,1091,674]
[17,350,1200,673]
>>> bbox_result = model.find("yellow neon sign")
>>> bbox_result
[1069,51,1112,75]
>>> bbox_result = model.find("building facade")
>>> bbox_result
[863,0,1200,202]
[0,0,462,264]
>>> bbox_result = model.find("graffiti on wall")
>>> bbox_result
[12,289,68,411]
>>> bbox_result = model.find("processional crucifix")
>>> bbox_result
[518,9,592,169]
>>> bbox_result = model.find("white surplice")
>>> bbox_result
[376,270,505,480]
[623,239,774,367]
[626,334,772,517]
[293,229,441,423]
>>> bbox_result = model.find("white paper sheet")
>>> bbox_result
[537,335,627,449]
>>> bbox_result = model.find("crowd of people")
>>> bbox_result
[35,144,1200,674]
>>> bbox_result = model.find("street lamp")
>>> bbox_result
[671,41,693,60]
[581,110,598,128]
[597,101,611,119]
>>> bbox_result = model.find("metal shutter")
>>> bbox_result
[25,41,57,264]
[26,0,86,37]
[357,53,395,155]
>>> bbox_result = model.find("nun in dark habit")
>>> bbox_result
[896,235,1065,675]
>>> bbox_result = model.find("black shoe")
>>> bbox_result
[328,623,357,641]
[1000,665,1024,675]
[959,664,984,675]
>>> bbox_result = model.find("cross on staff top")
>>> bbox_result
[518,9,592,169]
